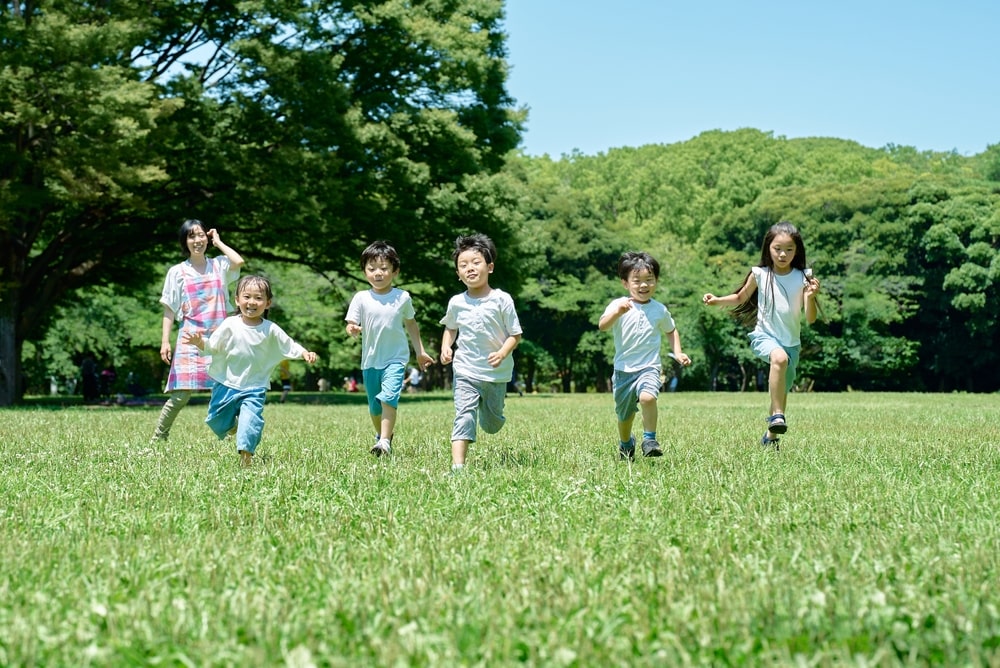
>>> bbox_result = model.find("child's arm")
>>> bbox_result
[404,318,435,370]
[598,297,632,331]
[487,334,521,368]
[300,349,318,365]
[207,229,245,270]
[665,329,692,367]
[440,327,457,365]
[181,330,206,351]
[703,272,757,307]
[160,306,176,363]
[804,274,821,324]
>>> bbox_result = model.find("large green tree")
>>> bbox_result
[0,0,522,404]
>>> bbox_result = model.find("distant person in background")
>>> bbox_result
[151,220,244,443]
[599,251,691,461]
[278,359,292,403]
[126,372,146,397]
[506,367,523,397]
[80,355,100,404]
[440,233,522,473]
[345,241,434,457]
[99,365,117,400]
[703,221,820,450]
[184,275,317,467]
[405,365,422,393]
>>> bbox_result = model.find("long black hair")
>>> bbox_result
[731,221,808,327]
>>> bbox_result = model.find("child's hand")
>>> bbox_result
[302,351,318,364]
[805,276,820,297]
[206,228,219,246]
[674,352,692,366]
[345,323,362,338]
[615,297,634,314]
[440,348,453,365]
[486,351,506,368]
[181,330,205,350]
[702,293,719,306]
[416,351,435,370]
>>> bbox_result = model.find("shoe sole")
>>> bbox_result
[643,448,663,457]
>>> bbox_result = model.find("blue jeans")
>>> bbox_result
[205,384,266,454]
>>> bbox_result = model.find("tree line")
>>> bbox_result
[4,2,999,405]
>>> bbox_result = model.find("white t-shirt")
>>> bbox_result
[602,297,677,373]
[752,266,808,346]
[440,288,522,383]
[345,287,417,370]
[202,316,306,390]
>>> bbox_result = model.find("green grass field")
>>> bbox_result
[2,391,999,666]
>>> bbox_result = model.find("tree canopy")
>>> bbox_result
[0,0,523,404]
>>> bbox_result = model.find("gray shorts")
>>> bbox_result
[451,374,508,443]
[613,367,661,423]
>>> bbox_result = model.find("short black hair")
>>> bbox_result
[452,233,496,266]
[616,251,660,281]
[360,240,401,271]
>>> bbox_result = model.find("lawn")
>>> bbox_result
[1,391,998,666]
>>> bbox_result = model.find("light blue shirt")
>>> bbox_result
[603,297,676,373]
[440,288,522,383]
[345,287,416,370]
[752,266,807,346]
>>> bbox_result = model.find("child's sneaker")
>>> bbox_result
[618,437,635,461]
[760,432,780,451]
[641,438,663,457]
[371,438,392,457]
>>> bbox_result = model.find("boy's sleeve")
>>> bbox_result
[439,297,457,329]
[401,291,416,320]
[659,304,677,334]
[345,292,362,323]
[503,293,523,336]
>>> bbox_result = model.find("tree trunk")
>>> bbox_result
[0,288,20,406]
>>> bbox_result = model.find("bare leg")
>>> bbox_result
[766,349,789,438]
[379,404,397,441]
[638,391,658,434]
[452,439,469,468]
[617,414,635,443]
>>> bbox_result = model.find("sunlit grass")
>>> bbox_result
[1,392,999,665]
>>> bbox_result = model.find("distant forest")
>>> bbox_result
[7,4,999,404]
[28,129,1000,396]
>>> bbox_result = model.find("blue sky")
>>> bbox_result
[502,1,999,158]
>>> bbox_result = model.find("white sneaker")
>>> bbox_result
[371,438,392,457]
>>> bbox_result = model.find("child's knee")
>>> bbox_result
[638,391,657,406]
[770,350,789,367]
